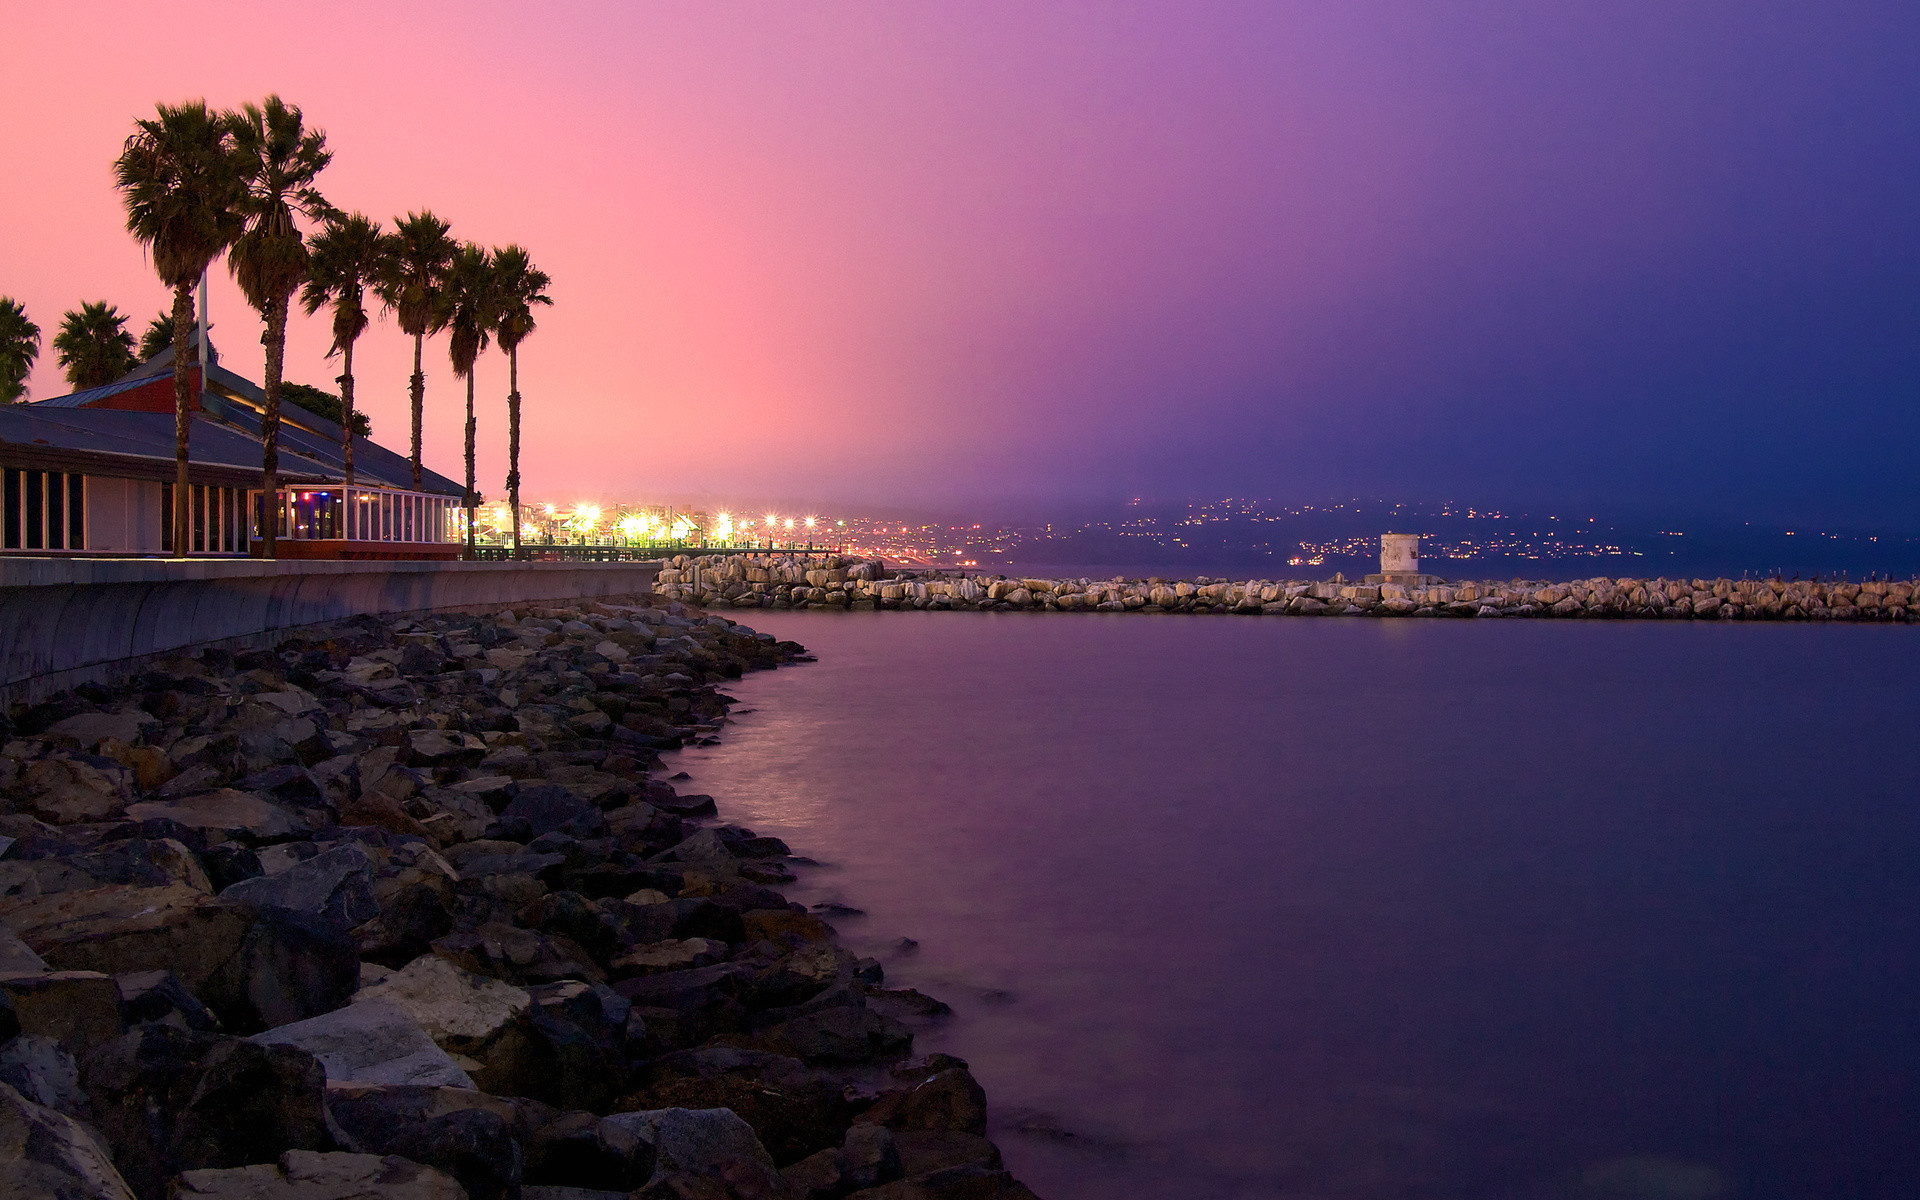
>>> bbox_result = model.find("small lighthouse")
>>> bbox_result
[1376,533,1423,584]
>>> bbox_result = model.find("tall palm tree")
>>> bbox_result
[301,213,384,488]
[490,245,551,555]
[442,244,502,558]
[374,211,456,490]
[0,298,40,403]
[54,302,137,389]
[114,99,245,556]
[228,95,332,560]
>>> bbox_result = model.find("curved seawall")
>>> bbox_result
[0,557,659,704]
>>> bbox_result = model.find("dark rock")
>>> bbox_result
[116,970,220,1032]
[860,1069,987,1136]
[82,1025,331,1200]
[198,901,361,1033]
[200,845,264,891]
[523,1109,647,1191]
[354,881,456,969]
[379,1108,523,1200]
[489,785,608,842]
[759,1007,913,1067]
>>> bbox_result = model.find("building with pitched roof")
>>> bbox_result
[2,348,469,559]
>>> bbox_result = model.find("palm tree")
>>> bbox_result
[228,96,332,560]
[374,211,456,490]
[301,213,384,488]
[114,99,246,556]
[53,302,137,389]
[139,311,215,362]
[442,244,502,558]
[0,298,40,403]
[490,245,551,555]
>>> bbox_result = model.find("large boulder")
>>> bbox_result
[0,1034,87,1116]
[82,1025,331,1200]
[172,1150,466,1200]
[249,999,475,1088]
[0,1079,137,1200]
[217,844,378,927]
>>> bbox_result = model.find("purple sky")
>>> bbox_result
[5,2,1918,523]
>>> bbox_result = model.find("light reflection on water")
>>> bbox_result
[669,612,1920,1200]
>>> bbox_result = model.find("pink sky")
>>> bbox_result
[2,2,1437,510]
[8,4,1919,523]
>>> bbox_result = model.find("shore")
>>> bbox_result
[0,600,1037,1199]
[656,555,1918,621]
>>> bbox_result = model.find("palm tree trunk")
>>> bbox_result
[410,332,425,490]
[339,336,356,488]
[464,372,477,560]
[170,283,194,558]
[507,348,521,559]
[260,294,289,560]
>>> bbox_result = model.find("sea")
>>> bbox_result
[665,611,1920,1200]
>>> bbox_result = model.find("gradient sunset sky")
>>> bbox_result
[5,3,1918,524]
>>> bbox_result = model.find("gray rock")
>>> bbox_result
[249,999,475,1088]
[172,1150,466,1200]
[0,1034,86,1115]
[218,844,377,927]
[0,1080,137,1200]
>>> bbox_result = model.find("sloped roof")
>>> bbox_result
[0,405,334,486]
[19,352,467,499]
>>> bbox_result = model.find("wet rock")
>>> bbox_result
[758,1006,912,1066]
[82,1025,331,1200]
[598,1106,778,1189]
[172,1150,465,1200]
[0,1079,136,1200]
[859,1069,988,1136]
[785,1124,904,1198]
[250,997,473,1092]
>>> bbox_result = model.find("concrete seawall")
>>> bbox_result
[0,557,659,704]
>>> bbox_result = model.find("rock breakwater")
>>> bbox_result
[0,600,1037,1199]
[656,555,1918,622]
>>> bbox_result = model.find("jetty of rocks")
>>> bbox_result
[655,555,1918,622]
[0,600,1037,1200]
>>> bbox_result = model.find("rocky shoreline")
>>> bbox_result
[655,555,1919,621]
[0,600,1037,1200]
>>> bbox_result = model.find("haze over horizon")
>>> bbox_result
[6,2,1918,528]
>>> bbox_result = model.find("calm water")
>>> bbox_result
[667,613,1920,1200]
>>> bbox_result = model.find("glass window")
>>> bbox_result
[67,474,84,551]
[45,473,64,549]
[4,469,19,549]
[25,472,43,550]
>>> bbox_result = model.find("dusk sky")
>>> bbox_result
[5,3,1919,525]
